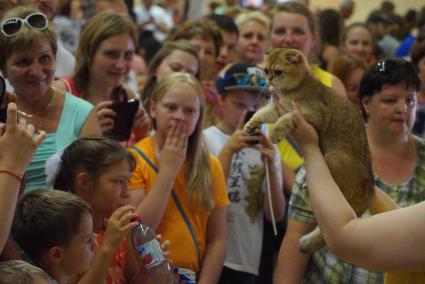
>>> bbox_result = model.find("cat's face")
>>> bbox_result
[264,48,309,93]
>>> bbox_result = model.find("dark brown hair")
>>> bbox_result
[12,190,91,263]
[54,136,135,192]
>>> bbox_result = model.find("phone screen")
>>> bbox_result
[106,99,140,141]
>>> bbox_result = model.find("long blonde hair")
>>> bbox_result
[150,73,213,209]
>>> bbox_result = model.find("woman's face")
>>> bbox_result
[345,68,364,107]
[362,82,417,136]
[155,50,199,82]
[188,35,216,81]
[150,83,201,139]
[235,20,268,64]
[3,38,55,99]
[342,26,373,60]
[90,33,135,89]
[270,11,315,57]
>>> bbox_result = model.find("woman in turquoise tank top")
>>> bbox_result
[0,6,101,192]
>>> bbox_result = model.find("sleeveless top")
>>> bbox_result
[24,93,93,192]
[61,76,81,97]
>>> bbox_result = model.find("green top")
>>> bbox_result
[24,93,93,192]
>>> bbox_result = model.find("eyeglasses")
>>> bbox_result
[0,12,48,38]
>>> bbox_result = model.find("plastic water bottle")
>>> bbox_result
[132,221,177,283]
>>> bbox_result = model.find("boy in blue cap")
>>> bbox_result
[203,63,285,283]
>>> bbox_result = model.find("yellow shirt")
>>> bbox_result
[129,137,229,272]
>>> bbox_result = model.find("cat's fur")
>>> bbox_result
[244,48,374,253]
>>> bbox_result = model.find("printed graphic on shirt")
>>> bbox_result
[227,151,265,224]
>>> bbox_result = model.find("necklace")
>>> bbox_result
[18,87,56,118]
[18,87,57,131]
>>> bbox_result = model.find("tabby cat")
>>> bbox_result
[244,48,374,253]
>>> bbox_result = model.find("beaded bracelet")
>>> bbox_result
[0,170,23,183]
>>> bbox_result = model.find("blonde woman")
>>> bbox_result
[234,11,270,65]
[0,6,101,192]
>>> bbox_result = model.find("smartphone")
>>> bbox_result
[244,110,256,124]
[244,110,260,145]
[106,99,140,141]
[0,76,6,123]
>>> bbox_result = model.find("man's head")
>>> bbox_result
[367,10,392,38]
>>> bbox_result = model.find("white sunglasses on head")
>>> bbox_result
[0,12,48,38]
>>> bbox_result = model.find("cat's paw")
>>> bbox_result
[299,233,325,254]
[243,124,257,135]
[299,235,314,254]
[270,126,289,144]
[270,131,284,144]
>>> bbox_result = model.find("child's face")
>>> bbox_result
[221,90,266,132]
[151,84,201,139]
[60,212,96,276]
[86,159,132,218]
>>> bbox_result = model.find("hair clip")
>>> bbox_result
[377,61,385,72]
[45,149,64,187]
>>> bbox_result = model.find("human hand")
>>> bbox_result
[131,107,150,142]
[156,120,187,177]
[272,91,285,116]
[94,101,116,133]
[225,111,262,154]
[256,133,277,166]
[290,101,319,154]
[0,103,45,176]
[156,234,171,259]
[0,91,17,109]
[103,205,139,250]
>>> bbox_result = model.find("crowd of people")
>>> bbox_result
[1,0,425,283]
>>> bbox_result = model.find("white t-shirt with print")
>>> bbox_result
[203,126,282,275]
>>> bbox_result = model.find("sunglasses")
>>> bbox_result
[1,12,48,38]
[374,58,413,74]
[218,73,269,91]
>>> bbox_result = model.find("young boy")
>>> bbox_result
[203,63,286,283]
[0,260,52,284]
[12,189,134,284]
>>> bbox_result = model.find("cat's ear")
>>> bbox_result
[286,51,301,64]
